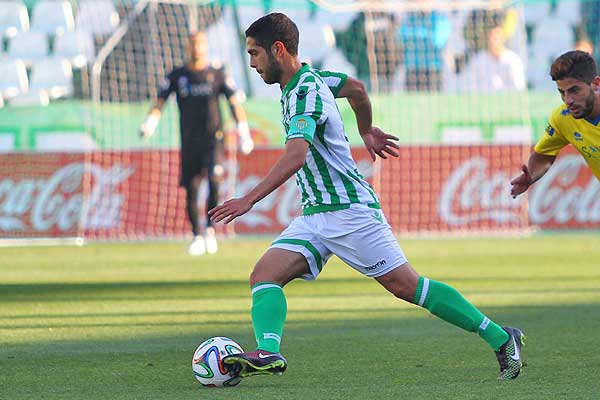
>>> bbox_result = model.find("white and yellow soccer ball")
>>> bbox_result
[192,336,244,387]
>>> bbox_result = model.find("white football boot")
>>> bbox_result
[204,227,218,254]
[187,235,206,256]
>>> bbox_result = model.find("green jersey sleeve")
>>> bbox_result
[316,70,348,97]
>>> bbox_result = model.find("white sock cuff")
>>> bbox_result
[418,278,430,306]
[251,283,282,295]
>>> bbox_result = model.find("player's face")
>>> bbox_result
[189,33,208,63]
[246,37,283,84]
[487,27,505,57]
[556,77,596,119]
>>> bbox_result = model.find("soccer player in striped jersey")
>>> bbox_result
[209,13,524,381]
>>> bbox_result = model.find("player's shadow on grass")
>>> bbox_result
[1,273,597,303]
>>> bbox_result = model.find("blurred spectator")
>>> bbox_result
[335,11,402,91]
[456,24,525,92]
[463,8,506,56]
[397,6,450,91]
[581,0,600,65]
[458,7,519,71]
[575,25,594,54]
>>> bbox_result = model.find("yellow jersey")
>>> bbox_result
[535,104,600,180]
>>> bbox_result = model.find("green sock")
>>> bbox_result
[414,277,509,351]
[251,282,287,353]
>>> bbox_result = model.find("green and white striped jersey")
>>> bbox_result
[280,64,380,215]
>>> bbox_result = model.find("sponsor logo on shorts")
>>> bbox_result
[372,211,383,223]
[365,259,386,271]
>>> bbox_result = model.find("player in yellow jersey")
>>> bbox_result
[511,50,600,197]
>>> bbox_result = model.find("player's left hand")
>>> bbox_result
[510,165,533,198]
[238,121,254,155]
[241,136,254,155]
[208,197,253,224]
[361,126,400,161]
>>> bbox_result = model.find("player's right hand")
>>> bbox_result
[510,165,533,198]
[208,196,253,224]
[361,126,399,161]
[139,114,159,139]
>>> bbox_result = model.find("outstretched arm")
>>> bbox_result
[209,138,309,224]
[139,98,166,138]
[336,77,399,161]
[228,93,254,154]
[336,77,372,137]
[510,151,556,198]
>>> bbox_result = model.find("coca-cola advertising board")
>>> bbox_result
[1,145,598,239]
[378,145,600,231]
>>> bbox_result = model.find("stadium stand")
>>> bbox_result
[0,0,29,37]
[523,1,549,26]
[297,21,336,67]
[9,87,49,106]
[7,30,48,66]
[29,57,74,100]
[0,58,28,100]
[529,14,574,90]
[314,9,357,32]
[555,0,581,25]
[54,29,95,68]
[321,47,358,77]
[76,0,120,35]
[30,0,75,36]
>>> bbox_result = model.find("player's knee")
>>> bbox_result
[376,264,419,302]
[249,265,277,287]
[390,281,417,302]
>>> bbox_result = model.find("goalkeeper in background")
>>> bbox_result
[140,31,254,256]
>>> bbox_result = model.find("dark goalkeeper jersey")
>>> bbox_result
[158,63,237,148]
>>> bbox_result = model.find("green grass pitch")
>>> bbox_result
[1,235,599,399]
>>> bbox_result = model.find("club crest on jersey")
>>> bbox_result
[295,118,308,130]
[574,132,584,141]
[178,76,189,97]
[297,87,308,100]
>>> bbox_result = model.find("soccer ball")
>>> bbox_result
[192,336,244,387]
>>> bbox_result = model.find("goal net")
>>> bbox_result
[2,0,597,243]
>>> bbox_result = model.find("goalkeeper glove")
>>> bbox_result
[140,114,159,138]
[238,121,254,155]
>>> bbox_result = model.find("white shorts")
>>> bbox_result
[270,203,408,280]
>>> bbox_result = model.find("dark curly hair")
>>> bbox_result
[550,50,598,83]
[245,13,299,56]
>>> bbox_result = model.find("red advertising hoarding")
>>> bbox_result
[1,145,598,240]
